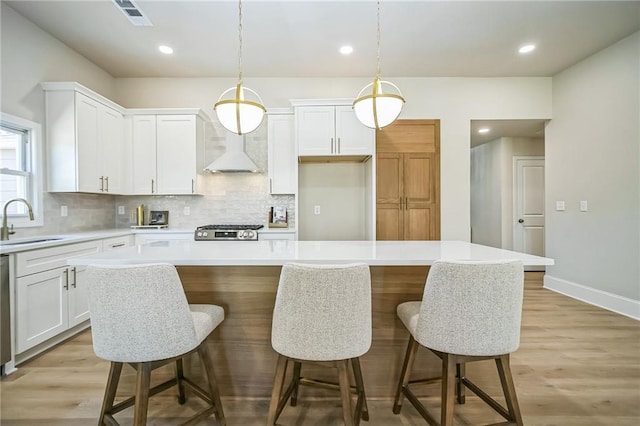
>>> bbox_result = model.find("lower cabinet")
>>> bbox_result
[15,264,88,353]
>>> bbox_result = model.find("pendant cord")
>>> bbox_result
[238,0,243,85]
[376,0,381,79]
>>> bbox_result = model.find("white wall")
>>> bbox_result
[545,32,639,311]
[115,77,552,241]
[471,137,544,249]
[1,3,118,237]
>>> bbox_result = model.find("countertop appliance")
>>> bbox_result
[194,224,264,241]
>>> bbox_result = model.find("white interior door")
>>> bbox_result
[513,157,545,256]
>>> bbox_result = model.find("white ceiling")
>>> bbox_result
[6,0,640,79]
[5,1,639,144]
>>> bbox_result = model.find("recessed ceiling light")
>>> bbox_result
[158,45,173,55]
[518,44,536,54]
[339,45,354,55]
[478,127,490,134]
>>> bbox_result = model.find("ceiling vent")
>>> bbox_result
[113,0,152,26]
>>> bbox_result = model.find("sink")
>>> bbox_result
[0,237,64,246]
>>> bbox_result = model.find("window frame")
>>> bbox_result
[0,112,44,229]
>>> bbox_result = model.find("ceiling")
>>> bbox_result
[4,1,638,144]
[6,0,640,79]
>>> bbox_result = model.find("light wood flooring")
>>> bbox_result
[1,273,639,425]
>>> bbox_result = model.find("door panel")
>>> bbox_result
[377,206,402,240]
[75,93,101,193]
[514,157,545,255]
[376,154,402,204]
[405,206,432,240]
[404,154,432,202]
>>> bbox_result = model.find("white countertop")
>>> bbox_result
[0,229,133,254]
[67,240,554,267]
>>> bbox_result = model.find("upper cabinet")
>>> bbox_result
[42,83,125,194]
[267,110,296,194]
[128,111,207,195]
[293,100,374,160]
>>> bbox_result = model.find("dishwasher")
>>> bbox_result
[1,254,10,367]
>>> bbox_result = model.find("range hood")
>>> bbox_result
[204,133,259,173]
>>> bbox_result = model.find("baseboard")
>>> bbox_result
[544,275,640,320]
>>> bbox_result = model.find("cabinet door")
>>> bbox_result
[335,105,374,156]
[156,115,197,194]
[268,114,296,194]
[101,106,124,194]
[404,153,438,240]
[131,115,158,194]
[297,106,335,156]
[75,93,102,193]
[68,266,90,327]
[376,153,403,240]
[16,268,68,353]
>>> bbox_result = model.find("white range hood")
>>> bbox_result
[204,133,259,173]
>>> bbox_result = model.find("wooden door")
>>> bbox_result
[376,153,403,240]
[376,119,440,240]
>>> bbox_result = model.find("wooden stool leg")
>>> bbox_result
[393,336,419,414]
[267,355,289,425]
[175,358,186,404]
[199,343,227,426]
[351,357,369,422]
[337,360,354,426]
[456,362,466,404]
[99,362,122,425]
[496,354,523,426]
[133,362,151,426]
[441,354,456,426]
[290,361,302,406]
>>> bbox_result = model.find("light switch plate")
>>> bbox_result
[183,206,191,216]
[314,205,321,215]
[580,200,588,212]
[60,205,68,217]
[555,201,565,211]
[118,205,125,215]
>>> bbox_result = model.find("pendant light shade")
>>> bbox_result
[353,0,405,130]
[215,83,266,135]
[353,78,405,129]
[214,0,265,135]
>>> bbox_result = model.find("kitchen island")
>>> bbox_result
[69,240,553,398]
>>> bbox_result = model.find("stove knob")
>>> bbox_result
[248,231,255,238]
[196,232,202,237]
[203,231,208,237]
[242,230,249,238]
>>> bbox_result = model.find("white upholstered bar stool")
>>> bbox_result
[86,263,226,426]
[266,263,372,426]
[392,260,525,426]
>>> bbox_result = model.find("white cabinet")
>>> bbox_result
[42,83,125,194]
[102,235,134,251]
[267,111,296,194]
[130,112,206,195]
[134,232,193,245]
[296,105,374,157]
[258,230,296,241]
[14,240,100,353]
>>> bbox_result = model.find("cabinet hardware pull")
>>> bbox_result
[338,137,341,154]
[191,179,195,194]
[105,176,109,192]
[151,179,155,194]
[71,267,77,288]
[111,243,125,248]
[270,178,272,193]
[331,137,334,154]
[99,176,104,192]
[63,269,69,290]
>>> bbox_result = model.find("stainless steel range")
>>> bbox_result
[194,224,264,241]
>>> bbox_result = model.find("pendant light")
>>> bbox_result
[214,0,266,135]
[353,0,405,130]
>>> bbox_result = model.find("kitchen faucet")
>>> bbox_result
[1,198,34,241]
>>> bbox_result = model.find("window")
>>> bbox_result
[0,113,43,228]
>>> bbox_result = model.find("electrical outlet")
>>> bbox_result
[555,201,565,211]
[580,200,588,212]
[184,206,191,216]
[314,205,321,215]
[118,205,125,215]
[60,205,68,217]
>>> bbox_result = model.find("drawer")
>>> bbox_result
[102,235,134,251]
[15,240,101,277]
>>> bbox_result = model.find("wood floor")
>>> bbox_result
[1,273,639,425]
